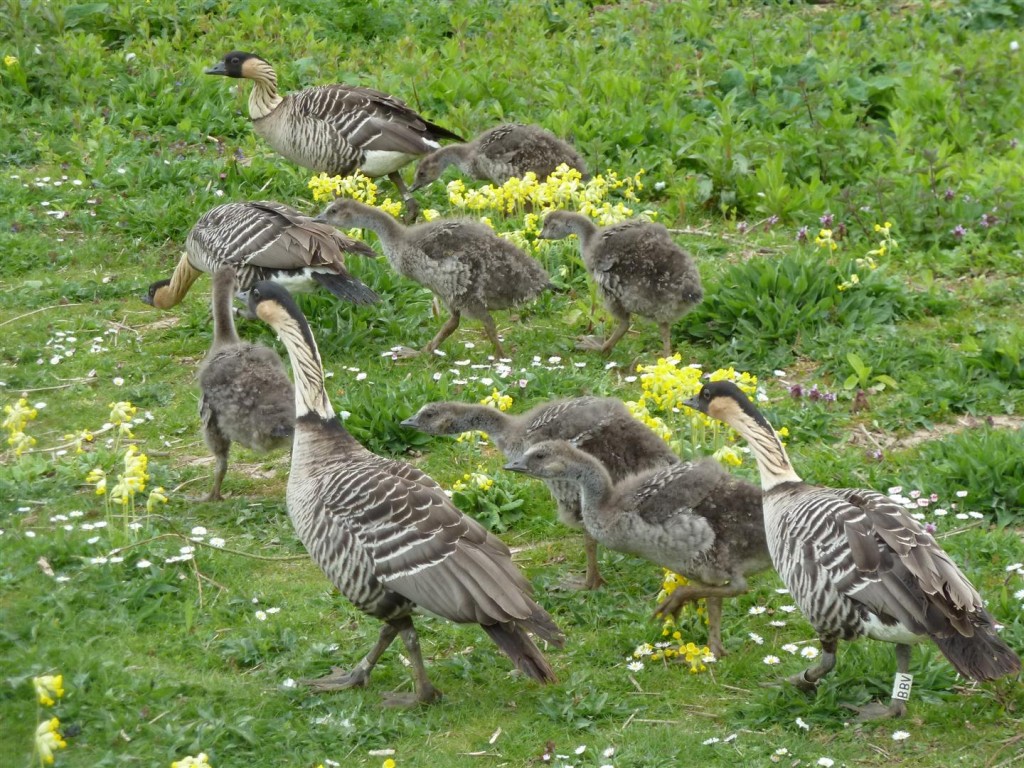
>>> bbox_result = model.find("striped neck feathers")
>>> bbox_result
[244,58,284,120]
[210,270,241,347]
[708,397,802,491]
[255,300,334,420]
[154,253,202,309]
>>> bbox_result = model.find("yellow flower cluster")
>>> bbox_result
[307,170,404,218]
[856,220,897,274]
[837,273,860,292]
[624,400,672,443]
[3,397,38,456]
[33,675,64,707]
[451,472,494,493]
[652,635,713,673]
[35,717,67,765]
[479,387,513,412]
[63,428,94,454]
[3,54,17,67]
[109,445,149,506]
[171,754,211,768]
[814,228,838,252]
[108,400,137,438]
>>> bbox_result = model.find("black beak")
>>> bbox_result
[140,293,154,306]
[205,61,227,76]
[683,395,700,411]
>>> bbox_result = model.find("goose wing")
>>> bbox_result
[241,202,376,268]
[344,459,542,628]
[813,487,985,636]
[291,85,458,155]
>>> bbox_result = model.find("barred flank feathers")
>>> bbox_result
[481,622,559,683]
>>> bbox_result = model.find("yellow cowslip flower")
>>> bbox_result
[33,675,64,706]
[7,430,35,456]
[3,397,38,433]
[479,388,513,412]
[470,473,493,492]
[64,429,94,453]
[146,486,168,513]
[813,228,838,252]
[4,54,17,67]
[422,208,441,222]
[171,754,211,768]
[383,759,397,768]
[35,717,67,765]
[123,444,148,478]
[712,445,743,467]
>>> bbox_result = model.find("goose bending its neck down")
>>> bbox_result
[687,380,1020,719]
[248,280,563,706]
[205,51,463,221]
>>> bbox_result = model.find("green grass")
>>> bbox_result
[2,1,1024,766]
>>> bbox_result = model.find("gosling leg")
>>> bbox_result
[422,311,461,356]
[583,532,605,590]
[389,171,420,223]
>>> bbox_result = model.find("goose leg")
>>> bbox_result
[303,621,399,691]
[422,311,461,356]
[389,171,420,223]
[658,322,673,358]
[583,532,605,590]
[847,643,911,721]
[382,616,443,707]
[788,637,837,692]
[479,313,506,358]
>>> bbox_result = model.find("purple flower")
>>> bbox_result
[835,222,847,240]
[924,521,937,534]
[765,215,779,231]
[796,226,809,243]
[808,384,822,401]
[980,212,998,228]
[943,187,955,202]
[951,224,967,240]
[823,392,837,402]
[789,384,803,399]
[819,212,834,227]
[736,221,749,234]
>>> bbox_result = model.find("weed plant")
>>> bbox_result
[2,2,1024,767]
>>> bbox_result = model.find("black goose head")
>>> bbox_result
[205,51,262,78]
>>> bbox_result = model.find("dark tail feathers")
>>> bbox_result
[312,271,379,306]
[933,627,1021,681]
[482,620,561,684]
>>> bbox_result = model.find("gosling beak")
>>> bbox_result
[312,213,328,223]
[204,61,228,76]
[503,458,529,474]
[399,416,419,429]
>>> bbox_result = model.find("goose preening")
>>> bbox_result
[687,380,1020,718]
[539,211,703,357]
[315,198,551,357]
[142,201,379,311]
[248,280,563,705]
[401,397,679,590]
[410,123,589,190]
[503,440,769,657]
[205,51,463,219]
[197,266,294,501]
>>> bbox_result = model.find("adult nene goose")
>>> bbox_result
[316,198,551,357]
[688,380,1020,718]
[401,397,678,590]
[248,280,563,706]
[410,123,588,190]
[205,51,463,220]
[142,201,378,311]
[197,266,294,501]
[539,211,703,357]
[504,440,769,658]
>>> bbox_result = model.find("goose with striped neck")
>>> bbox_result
[687,380,1020,719]
[142,201,378,312]
[248,280,563,706]
[205,52,463,220]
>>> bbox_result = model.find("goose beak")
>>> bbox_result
[503,458,528,474]
[140,293,154,306]
[399,416,419,429]
[682,395,701,411]
[312,213,328,223]
[205,61,227,76]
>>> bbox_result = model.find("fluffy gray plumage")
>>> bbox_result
[316,198,551,356]
[205,51,463,218]
[142,201,378,311]
[505,440,769,657]
[411,123,588,190]
[539,210,703,357]
[401,396,679,589]
[248,280,563,705]
[689,380,1021,718]
[197,266,295,501]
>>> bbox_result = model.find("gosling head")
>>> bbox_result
[400,403,460,435]
[538,210,582,241]
[409,148,456,192]
[205,51,269,80]
[314,198,374,228]
[503,440,572,480]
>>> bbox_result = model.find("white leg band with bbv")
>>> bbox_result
[891,672,913,701]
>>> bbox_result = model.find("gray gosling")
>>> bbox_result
[142,201,378,312]
[689,380,1021,718]
[401,396,678,590]
[316,198,551,357]
[205,52,463,220]
[411,123,588,190]
[539,210,703,357]
[197,266,295,501]
[248,280,563,706]
[505,439,769,658]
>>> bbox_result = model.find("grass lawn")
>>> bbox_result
[1,1,1023,766]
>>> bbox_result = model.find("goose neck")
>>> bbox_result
[721,407,801,491]
[247,62,284,120]
[257,302,334,420]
